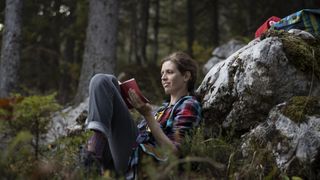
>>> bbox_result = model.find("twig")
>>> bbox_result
[299,48,315,122]
[226,152,235,177]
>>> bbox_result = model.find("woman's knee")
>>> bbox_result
[89,74,116,89]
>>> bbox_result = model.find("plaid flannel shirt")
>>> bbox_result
[126,95,202,179]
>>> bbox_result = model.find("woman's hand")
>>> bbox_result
[128,88,152,116]
[128,89,177,153]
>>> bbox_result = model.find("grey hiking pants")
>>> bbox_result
[85,74,138,174]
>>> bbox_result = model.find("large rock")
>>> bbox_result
[241,97,320,178]
[45,98,89,143]
[197,30,320,134]
[203,39,245,74]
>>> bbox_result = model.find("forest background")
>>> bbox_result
[0,0,319,105]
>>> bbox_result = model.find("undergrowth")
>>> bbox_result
[0,94,309,179]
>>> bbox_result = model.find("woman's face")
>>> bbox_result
[161,61,189,95]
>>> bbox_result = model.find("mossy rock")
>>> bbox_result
[281,96,320,123]
[262,30,320,79]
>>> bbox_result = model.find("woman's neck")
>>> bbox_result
[169,90,189,106]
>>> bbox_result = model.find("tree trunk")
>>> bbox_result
[0,0,23,98]
[186,0,194,57]
[35,118,39,160]
[135,0,150,65]
[128,1,137,64]
[168,0,175,53]
[211,0,219,47]
[75,0,119,103]
[58,37,75,104]
[152,0,160,64]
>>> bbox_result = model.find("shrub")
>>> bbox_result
[6,93,61,159]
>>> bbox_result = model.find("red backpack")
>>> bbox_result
[255,16,281,38]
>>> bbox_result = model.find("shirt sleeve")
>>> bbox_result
[167,98,202,147]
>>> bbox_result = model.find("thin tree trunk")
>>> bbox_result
[35,119,39,160]
[186,0,194,57]
[212,0,219,47]
[0,0,23,98]
[75,0,119,103]
[128,1,137,64]
[168,0,175,53]
[141,0,150,64]
[136,0,150,65]
[59,37,75,104]
[152,0,160,64]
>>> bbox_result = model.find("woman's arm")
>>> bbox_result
[143,111,178,152]
[128,89,178,153]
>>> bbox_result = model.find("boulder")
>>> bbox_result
[241,96,320,178]
[45,98,89,143]
[203,39,245,74]
[197,30,320,134]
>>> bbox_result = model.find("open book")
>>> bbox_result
[119,78,150,109]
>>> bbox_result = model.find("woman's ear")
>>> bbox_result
[184,71,191,82]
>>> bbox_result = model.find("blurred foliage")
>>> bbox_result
[0,131,34,178]
[38,130,94,179]
[9,93,60,132]
[2,93,61,159]
[18,0,88,103]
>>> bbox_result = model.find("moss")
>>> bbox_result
[281,96,320,123]
[282,37,320,79]
[261,30,320,79]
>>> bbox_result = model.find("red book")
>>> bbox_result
[119,78,150,109]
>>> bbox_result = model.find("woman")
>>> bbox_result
[84,52,202,178]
